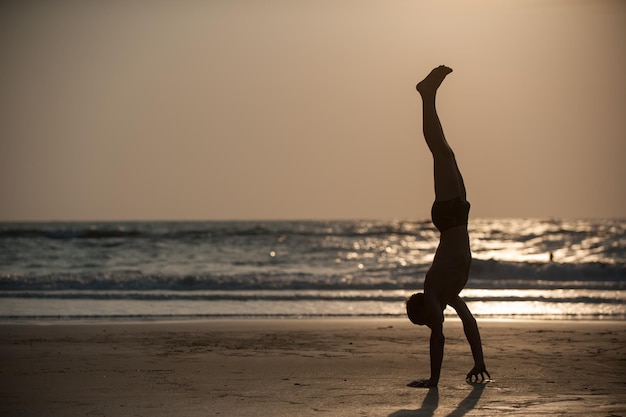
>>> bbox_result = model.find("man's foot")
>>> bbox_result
[416,65,453,96]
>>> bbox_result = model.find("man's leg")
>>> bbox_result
[416,66,466,202]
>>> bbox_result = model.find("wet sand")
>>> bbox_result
[1,319,624,416]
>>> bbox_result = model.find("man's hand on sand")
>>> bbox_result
[466,365,491,383]
[407,379,437,388]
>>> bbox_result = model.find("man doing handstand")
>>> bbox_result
[406,65,490,388]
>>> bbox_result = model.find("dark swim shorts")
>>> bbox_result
[431,197,471,232]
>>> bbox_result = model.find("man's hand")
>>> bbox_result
[466,365,491,383]
[407,379,438,388]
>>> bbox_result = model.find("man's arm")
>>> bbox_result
[429,320,444,385]
[449,296,490,381]
[427,293,444,386]
[407,293,444,388]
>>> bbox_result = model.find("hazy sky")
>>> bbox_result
[1,0,625,221]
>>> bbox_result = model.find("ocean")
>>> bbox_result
[0,219,624,321]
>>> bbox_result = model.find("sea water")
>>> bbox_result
[0,219,624,320]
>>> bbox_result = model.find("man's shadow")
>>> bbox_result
[388,382,486,417]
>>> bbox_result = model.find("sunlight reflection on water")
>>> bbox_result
[1,288,624,320]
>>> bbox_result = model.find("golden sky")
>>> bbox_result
[1,0,625,221]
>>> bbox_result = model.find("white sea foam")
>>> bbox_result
[1,219,624,320]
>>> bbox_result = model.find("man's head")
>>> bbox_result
[406,292,426,325]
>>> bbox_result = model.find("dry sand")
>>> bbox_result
[1,318,624,416]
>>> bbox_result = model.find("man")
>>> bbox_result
[406,65,490,388]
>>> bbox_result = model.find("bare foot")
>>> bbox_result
[416,65,453,96]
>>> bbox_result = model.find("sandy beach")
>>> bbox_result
[1,318,624,416]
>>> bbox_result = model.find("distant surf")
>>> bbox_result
[1,219,624,320]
